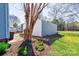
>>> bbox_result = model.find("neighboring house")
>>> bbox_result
[0,3,9,40]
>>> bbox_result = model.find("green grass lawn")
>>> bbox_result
[48,31,79,56]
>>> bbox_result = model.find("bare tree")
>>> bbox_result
[23,3,48,41]
[22,3,48,55]
[48,3,79,31]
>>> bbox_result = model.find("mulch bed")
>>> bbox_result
[3,35,54,56]
[3,39,52,56]
[32,38,52,56]
[3,40,23,56]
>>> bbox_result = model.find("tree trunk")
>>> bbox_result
[24,26,33,40]
[23,26,35,56]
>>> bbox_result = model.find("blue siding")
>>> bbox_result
[0,3,9,39]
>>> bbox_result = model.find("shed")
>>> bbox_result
[32,19,57,37]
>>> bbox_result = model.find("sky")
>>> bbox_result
[9,3,50,25]
[9,3,25,25]
[9,3,52,24]
[9,3,79,25]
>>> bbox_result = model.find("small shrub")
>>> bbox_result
[35,40,45,52]
[0,42,9,53]
[37,42,43,46]
[35,45,44,52]
[19,47,29,56]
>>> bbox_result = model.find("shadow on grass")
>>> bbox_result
[41,33,64,46]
